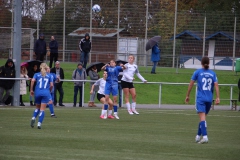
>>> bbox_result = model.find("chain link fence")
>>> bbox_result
[0,0,239,72]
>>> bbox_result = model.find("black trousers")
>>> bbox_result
[54,83,64,105]
[36,53,45,61]
[49,52,58,68]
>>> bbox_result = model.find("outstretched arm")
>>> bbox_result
[136,73,147,82]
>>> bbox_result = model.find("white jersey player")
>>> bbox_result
[121,55,147,115]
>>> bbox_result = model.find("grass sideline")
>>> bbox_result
[0,59,239,105]
[0,107,240,160]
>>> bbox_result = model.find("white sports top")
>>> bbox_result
[93,78,106,95]
[121,63,146,83]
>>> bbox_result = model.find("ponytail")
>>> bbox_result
[40,63,47,77]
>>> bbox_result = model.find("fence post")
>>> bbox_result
[159,83,162,108]
[82,82,85,107]
[230,85,233,109]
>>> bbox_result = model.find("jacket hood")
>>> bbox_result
[85,33,90,39]
[5,59,15,69]
[39,33,45,39]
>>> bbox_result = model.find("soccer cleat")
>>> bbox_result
[30,119,35,128]
[107,115,115,119]
[128,110,134,115]
[51,114,57,118]
[198,138,208,144]
[100,115,105,119]
[195,136,201,143]
[132,110,139,115]
[114,114,120,120]
[37,125,41,129]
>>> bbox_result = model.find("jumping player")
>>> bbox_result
[101,60,124,119]
[121,55,147,115]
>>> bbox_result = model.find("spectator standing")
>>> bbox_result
[72,63,87,107]
[151,43,160,74]
[20,64,29,106]
[49,36,59,68]
[34,33,47,61]
[50,61,65,106]
[88,65,100,107]
[0,59,16,106]
[79,33,92,68]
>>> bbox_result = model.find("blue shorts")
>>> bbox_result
[196,101,212,114]
[104,83,118,96]
[35,93,52,104]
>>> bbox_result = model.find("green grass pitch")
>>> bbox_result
[0,107,240,160]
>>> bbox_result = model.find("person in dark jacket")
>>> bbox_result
[79,33,92,68]
[49,36,59,68]
[50,61,65,106]
[28,64,40,106]
[151,43,161,74]
[34,33,47,61]
[0,59,16,105]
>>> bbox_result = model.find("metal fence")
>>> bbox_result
[0,77,238,109]
[0,0,240,71]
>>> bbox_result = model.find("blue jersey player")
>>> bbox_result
[101,60,124,119]
[46,66,58,118]
[185,57,220,144]
[30,63,53,129]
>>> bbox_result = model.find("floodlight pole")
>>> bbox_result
[144,0,148,72]
[63,0,66,62]
[202,12,206,57]
[232,15,236,71]
[117,0,120,59]
[12,0,22,106]
[89,0,93,63]
[172,0,178,68]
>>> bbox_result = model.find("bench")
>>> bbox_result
[212,99,238,111]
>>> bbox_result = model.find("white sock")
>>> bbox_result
[114,112,118,115]
[132,102,136,110]
[203,135,208,139]
[126,102,131,111]
[37,122,41,126]
[32,117,35,120]
[101,110,104,116]
[196,135,200,139]
[108,110,112,116]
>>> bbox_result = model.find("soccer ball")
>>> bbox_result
[92,4,101,13]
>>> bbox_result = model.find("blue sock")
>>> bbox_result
[113,105,118,112]
[48,104,54,115]
[200,121,207,136]
[197,122,201,136]
[32,109,40,118]
[104,104,108,110]
[38,111,45,123]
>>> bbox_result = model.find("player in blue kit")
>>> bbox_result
[185,57,220,144]
[101,60,124,119]
[30,63,53,129]
[46,66,58,118]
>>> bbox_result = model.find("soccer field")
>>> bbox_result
[0,107,240,160]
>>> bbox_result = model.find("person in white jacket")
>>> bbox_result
[20,65,29,106]
[121,55,147,115]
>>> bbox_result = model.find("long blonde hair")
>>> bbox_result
[40,63,48,77]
